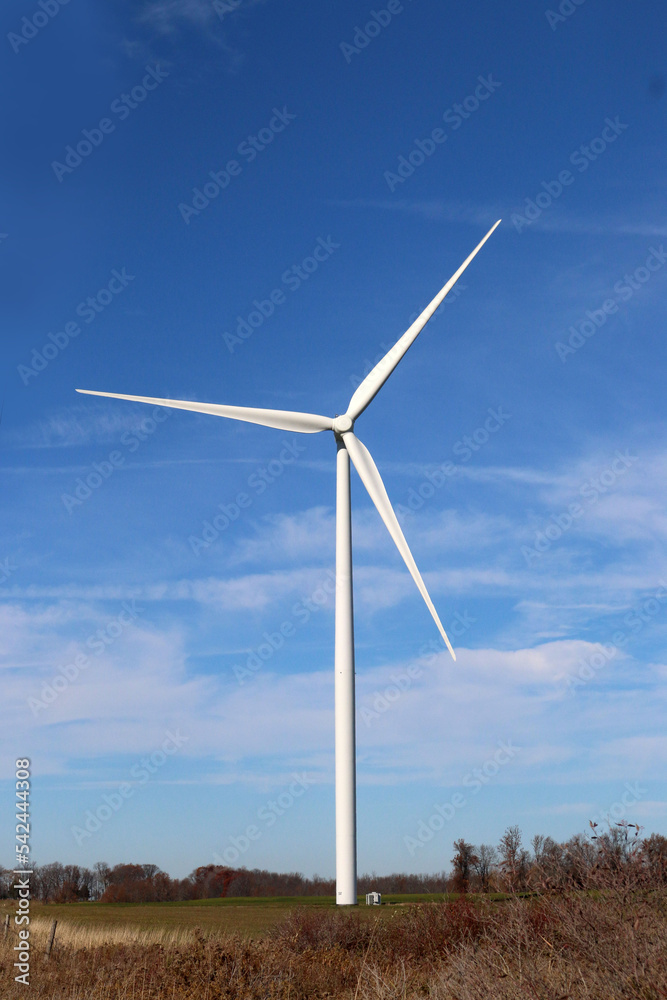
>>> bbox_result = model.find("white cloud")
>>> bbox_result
[5,592,664,794]
[134,0,267,72]
[230,507,335,566]
[5,405,166,450]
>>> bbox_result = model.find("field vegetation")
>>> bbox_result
[1,824,665,998]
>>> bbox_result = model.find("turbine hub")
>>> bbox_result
[332,415,354,434]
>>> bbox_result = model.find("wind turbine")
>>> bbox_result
[77,219,500,905]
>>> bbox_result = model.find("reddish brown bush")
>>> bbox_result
[1,886,666,999]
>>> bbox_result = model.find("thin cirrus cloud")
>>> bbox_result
[336,198,667,239]
[138,0,221,32]
[3,407,164,450]
[138,0,269,32]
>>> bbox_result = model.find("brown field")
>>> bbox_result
[0,893,449,942]
[0,896,323,943]
[1,889,666,999]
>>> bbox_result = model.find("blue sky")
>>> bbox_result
[2,0,666,879]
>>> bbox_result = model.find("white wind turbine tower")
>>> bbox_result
[77,220,500,905]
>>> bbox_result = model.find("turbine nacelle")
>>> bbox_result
[332,414,354,435]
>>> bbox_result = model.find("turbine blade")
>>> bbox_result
[342,431,456,660]
[75,390,334,434]
[346,220,501,420]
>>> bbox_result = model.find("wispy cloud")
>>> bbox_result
[6,598,665,794]
[334,198,500,228]
[134,0,269,71]
[336,198,667,238]
[138,0,219,34]
[4,406,161,450]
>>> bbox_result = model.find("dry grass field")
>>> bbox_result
[0,895,326,943]
[1,888,666,999]
[0,893,447,942]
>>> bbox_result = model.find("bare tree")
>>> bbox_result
[473,844,498,892]
[641,833,667,883]
[531,834,566,888]
[562,832,597,886]
[92,862,112,899]
[451,839,479,894]
[0,866,12,898]
[498,826,530,892]
[34,862,65,902]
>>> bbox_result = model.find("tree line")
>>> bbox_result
[2,823,666,903]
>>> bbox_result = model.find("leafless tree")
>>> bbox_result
[473,843,498,892]
[451,839,479,894]
[498,826,530,891]
[92,862,112,900]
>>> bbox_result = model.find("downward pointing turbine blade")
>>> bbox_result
[75,390,334,434]
[342,431,456,661]
[346,220,501,420]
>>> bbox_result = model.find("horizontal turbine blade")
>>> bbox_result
[75,390,334,434]
[342,431,456,660]
[346,220,501,421]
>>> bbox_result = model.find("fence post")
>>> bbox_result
[44,920,57,959]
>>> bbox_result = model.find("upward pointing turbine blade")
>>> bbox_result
[341,431,456,661]
[346,220,501,421]
[75,390,334,434]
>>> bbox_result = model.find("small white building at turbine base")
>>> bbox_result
[366,892,382,905]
